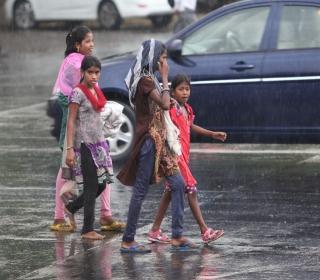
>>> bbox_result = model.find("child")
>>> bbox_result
[50,26,124,232]
[148,74,226,244]
[64,55,113,240]
[118,39,190,253]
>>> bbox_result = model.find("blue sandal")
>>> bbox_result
[170,241,198,252]
[120,243,151,254]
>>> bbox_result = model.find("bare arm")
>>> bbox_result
[65,102,79,168]
[149,89,170,110]
[191,123,227,142]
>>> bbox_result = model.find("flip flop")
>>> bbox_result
[202,229,224,244]
[120,243,151,254]
[170,241,199,252]
[101,220,126,232]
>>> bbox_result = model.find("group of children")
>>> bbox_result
[50,26,227,252]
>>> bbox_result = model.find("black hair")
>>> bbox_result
[64,25,92,57]
[81,55,101,72]
[171,74,191,91]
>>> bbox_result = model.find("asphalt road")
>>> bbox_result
[0,25,319,280]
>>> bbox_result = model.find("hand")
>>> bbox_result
[170,97,177,107]
[158,59,169,82]
[66,149,75,168]
[212,131,227,142]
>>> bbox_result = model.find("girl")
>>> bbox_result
[50,26,124,232]
[148,74,226,244]
[118,39,190,253]
[64,55,113,240]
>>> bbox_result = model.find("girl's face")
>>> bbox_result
[157,50,167,70]
[172,81,191,105]
[76,32,94,55]
[82,66,100,88]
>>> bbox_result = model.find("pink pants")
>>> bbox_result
[54,168,112,220]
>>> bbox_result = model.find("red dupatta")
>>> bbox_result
[77,83,106,112]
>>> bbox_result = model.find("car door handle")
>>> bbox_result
[230,62,255,71]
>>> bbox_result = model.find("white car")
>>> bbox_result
[4,0,173,29]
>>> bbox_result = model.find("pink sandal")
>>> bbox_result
[148,229,171,243]
[201,228,224,244]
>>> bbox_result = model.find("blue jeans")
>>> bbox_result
[122,138,185,242]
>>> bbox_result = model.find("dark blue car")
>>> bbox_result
[47,0,320,161]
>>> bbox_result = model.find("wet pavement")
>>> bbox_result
[0,27,320,280]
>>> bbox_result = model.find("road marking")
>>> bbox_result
[298,155,320,163]
[0,236,57,241]
[0,102,46,117]
[0,147,58,153]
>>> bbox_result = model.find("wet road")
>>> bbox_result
[0,27,320,280]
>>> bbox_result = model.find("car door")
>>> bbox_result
[34,0,96,20]
[261,1,320,139]
[167,3,274,139]
[34,0,70,20]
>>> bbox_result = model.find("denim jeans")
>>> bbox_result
[122,137,185,242]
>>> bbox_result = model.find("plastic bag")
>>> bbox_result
[163,110,181,156]
[100,101,124,138]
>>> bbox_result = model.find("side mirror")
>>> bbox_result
[167,39,183,58]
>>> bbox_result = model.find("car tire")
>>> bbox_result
[13,0,36,29]
[98,1,122,30]
[150,15,172,28]
[107,102,135,162]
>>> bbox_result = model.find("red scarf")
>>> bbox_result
[77,83,106,112]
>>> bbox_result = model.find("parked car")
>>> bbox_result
[47,0,320,161]
[4,0,173,29]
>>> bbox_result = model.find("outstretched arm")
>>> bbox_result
[191,124,227,142]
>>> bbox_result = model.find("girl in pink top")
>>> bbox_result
[50,26,124,232]
[148,74,226,244]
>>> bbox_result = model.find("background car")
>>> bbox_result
[4,0,173,29]
[198,0,236,10]
[47,0,320,161]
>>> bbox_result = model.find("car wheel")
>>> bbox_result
[150,15,172,28]
[98,1,122,30]
[108,102,135,162]
[13,0,36,29]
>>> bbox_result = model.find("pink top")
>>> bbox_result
[52,53,84,96]
[169,103,197,187]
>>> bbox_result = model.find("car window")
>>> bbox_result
[277,5,320,49]
[182,7,270,55]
